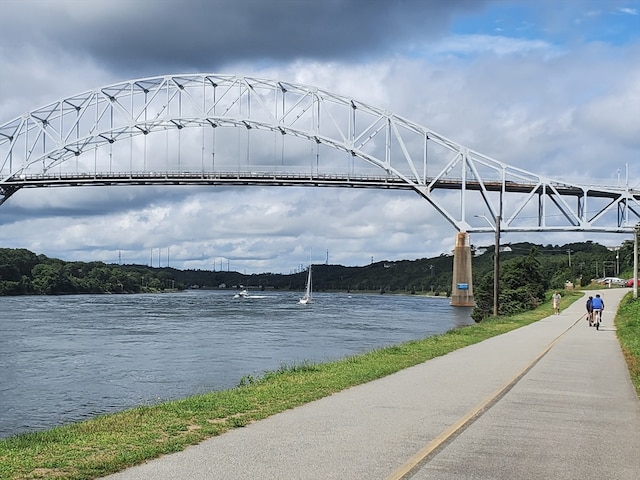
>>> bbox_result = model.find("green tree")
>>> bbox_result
[31,263,65,294]
[472,247,546,322]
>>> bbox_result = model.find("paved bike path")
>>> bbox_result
[103,289,639,479]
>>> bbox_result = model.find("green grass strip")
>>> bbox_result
[615,292,640,396]
[0,290,595,480]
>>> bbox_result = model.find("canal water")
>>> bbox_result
[0,290,474,438]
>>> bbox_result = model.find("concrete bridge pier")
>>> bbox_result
[451,232,475,307]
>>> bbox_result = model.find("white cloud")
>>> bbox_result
[418,34,555,58]
[617,7,638,15]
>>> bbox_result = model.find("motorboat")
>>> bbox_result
[234,288,249,299]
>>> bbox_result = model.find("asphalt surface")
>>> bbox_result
[102,288,640,480]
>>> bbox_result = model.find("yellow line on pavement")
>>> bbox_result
[385,314,585,480]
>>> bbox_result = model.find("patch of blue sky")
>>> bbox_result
[449,1,639,46]
[591,5,640,45]
[450,2,540,40]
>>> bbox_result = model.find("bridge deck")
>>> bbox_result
[3,171,636,198]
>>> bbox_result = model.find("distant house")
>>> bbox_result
[473,245,511,257]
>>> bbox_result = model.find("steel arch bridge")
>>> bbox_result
[1,73,639,235]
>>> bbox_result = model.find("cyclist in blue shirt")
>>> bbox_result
[591,294,605,329]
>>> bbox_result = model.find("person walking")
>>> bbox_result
[552,291,562,315]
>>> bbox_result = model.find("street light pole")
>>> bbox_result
[634,223,639,300]
[475,212,501,317]
[493,215,501,317]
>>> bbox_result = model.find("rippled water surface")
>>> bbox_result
[0,290,473,438]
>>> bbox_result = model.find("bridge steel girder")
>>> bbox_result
[1,73,639,234]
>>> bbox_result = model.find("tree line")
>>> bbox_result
[0,249,180,295]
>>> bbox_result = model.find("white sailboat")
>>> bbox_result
[299,265,313,304]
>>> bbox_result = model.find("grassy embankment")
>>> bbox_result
[3,289,637,480]
[615,292,640,395]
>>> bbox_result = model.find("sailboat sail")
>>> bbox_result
[299,265,312,304]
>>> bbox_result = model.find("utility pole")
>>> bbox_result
[634,223,639,299]
[494,190,504,317]
[474,202,501,316]
[493,215,500,317]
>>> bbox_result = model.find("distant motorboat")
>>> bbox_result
[299,265,313,304]
[233,287,268,299]
[233,288,249,299]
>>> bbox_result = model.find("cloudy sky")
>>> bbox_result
[1,0,639,274]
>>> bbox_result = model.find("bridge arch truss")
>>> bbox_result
[1,73,638,234]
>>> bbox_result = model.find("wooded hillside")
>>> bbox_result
[0,240,634,297]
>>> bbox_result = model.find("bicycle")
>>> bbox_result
[592,308,602,330]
